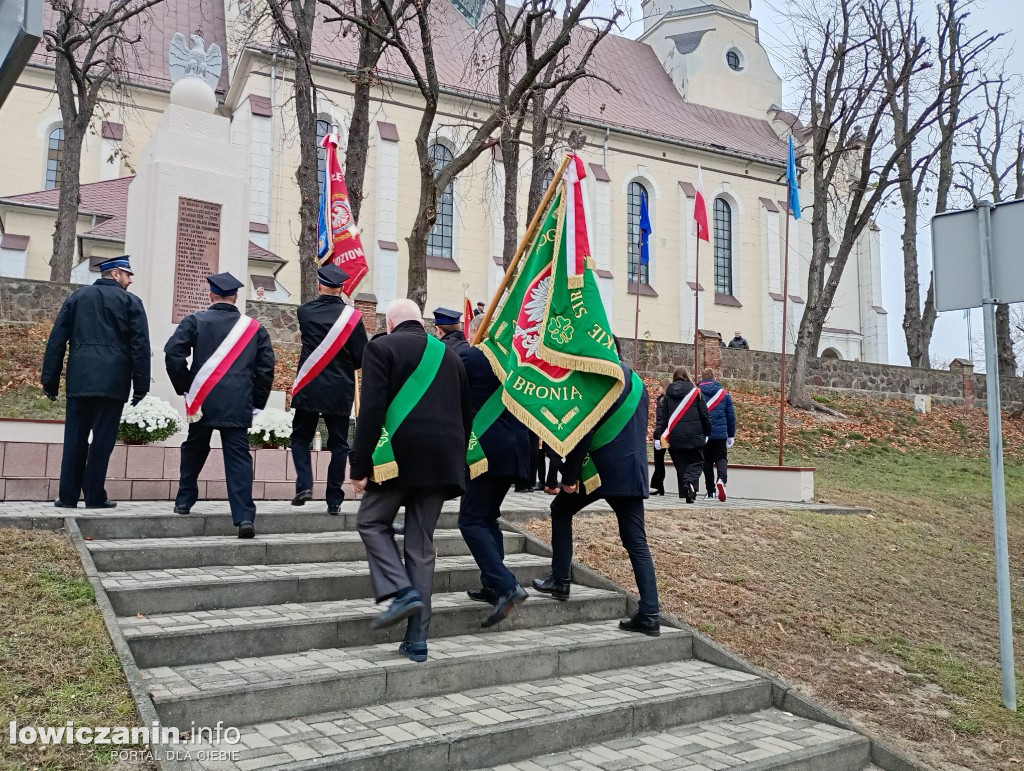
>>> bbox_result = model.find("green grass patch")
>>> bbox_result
[0,385,67,420]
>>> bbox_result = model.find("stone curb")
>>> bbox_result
[505,518,935,771]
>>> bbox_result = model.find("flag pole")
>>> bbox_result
[693,238,700,376]
[778,206,792,467]
[472,154,573,345]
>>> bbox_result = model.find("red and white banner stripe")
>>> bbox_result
[563,154,592,286]
[291,305,362,397]
[694,166,710,243]
[660,387,702,445]
[185,315,260,420]
[705,388,727,411]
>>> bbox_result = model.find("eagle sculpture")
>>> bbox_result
[168,33,223,90]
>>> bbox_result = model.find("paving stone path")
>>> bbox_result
[5,498,881,770]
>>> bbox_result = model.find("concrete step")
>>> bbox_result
[480,708,871,771]
[101,553,550,616]
[87,529,526,571]
[122,585,628,668]
[76,510,469,540]
[144,621,693,729]
[184,659,771,770]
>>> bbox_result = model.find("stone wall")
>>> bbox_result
[0,277,75,324]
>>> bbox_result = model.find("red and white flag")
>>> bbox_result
[185,315,260,422]
[320,132,369,297]
[463,296,473,337]
[660,387,702,446]
[694,166,710,243]
[563,154,592,289]
[291,305,363,397]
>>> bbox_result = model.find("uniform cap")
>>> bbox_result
[317,264,349,288]
[97,256,133,274]
[207,272,244,296]
[432,307,462,325]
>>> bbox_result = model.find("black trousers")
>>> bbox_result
[59,396,123,506]
[549,490,659,616]
[650,447,667,493]
[525,433,540,489]
[291,410,349,506]
[669,446,704,497]
[703,439,729,493]
[176,425,255,525]
[458,474,519,596]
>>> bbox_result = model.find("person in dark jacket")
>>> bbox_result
[727,331,749,349]
[165,273,275,537]
[433,306,471,353]
[456,314,531,627]
[649,381,669,496]
[350,299,472,662]
[533,357,661,637]
[698,368,736,502]
[655,366,711,503]
[42,256,151,509]
[290,265,368,514]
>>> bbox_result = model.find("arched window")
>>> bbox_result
[542,166,555,192]
[45,127,65,190]
[627,180,650,285]
[316,119,332,195]
[713,197,733,295]
[427,142,455,258]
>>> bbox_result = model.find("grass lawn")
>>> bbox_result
[0,529,150,770]
[525,441,1024,771]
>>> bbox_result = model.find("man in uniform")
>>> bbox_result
[165,273,275,538]
[290,264,368,514]
[42,256,151,509]
[533,344,661,636]
[455,315,531,627]
[432,306,469,351]
[350,299,471,662]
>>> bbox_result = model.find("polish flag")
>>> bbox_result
[694,166,710,243]
[464,296,473,336]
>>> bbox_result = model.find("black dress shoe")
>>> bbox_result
[482,585,528,628]
[85,500,117,509]
[619,611,661,637]
[327,503,342,516]
[53,499,77,509]
[467,586,498,605]
[173,505,191,516]
[237,521,256,539]
[532,575,570,601]
[652,488,665,496]
[292,489,313,506]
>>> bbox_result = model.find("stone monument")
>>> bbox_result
[124,34,249,406]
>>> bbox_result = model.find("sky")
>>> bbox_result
[613,0,1023,369]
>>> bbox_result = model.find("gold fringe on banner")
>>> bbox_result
[370,461,399,484]
[568,274,584,290]
[468,458,488,480]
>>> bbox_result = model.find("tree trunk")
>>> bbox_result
[900,182,931,368]
[291,21,320,303]
[406,200,433,310]
[526,102,550,216]
[500,122,521,270]
[345,73,372,223]
[50,57,85,283]
[996,302,1017,379]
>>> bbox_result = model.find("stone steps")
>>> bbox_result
[142,621,693,728]
[87,529,526,571]
[182,659,773,770]
[101,553,550,615]
[481,709,870,771]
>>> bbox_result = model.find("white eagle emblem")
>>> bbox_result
[513,275,550,360]
[168,33,223,89]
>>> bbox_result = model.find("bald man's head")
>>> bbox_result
[385,298,424,333]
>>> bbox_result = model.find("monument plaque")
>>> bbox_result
[172,197,222,322]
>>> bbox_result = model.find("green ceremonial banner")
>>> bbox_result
[479,185,624,457]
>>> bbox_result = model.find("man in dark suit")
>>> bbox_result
[164,273,275,538]
[290,264,368,514]
[533,350,661,636]
[453,315,531,626]
[42,256,151,509]
[350,299,471,662]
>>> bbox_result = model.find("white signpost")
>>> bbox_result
[933,200,1024,711]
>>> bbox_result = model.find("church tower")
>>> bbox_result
[638,0,783,121]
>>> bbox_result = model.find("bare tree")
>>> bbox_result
[956,71,1024,380]
[42,0,164,282]
[892,0,997,369]
[787,0,953,411]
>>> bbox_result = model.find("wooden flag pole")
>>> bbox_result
[471,154,573,346]
[778,206,792,467]
[693,238,701,376]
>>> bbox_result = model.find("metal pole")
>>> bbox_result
[967,310,973,364]
[693,238,701,376]
[778,207,792,467]
[632,269,641,369]
[977,200,1017,711]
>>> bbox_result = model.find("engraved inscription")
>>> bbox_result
[173,198,222,322]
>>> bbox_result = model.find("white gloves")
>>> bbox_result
[726,437,735,449]
[704,436,708,444]
[654,440,661,451]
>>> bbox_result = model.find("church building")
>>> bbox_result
[0,0,888,362]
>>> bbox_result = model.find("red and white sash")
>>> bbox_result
[185,315,260,422]
[291,305,362,397]
[705,388,727,411]
[660,388,702,445]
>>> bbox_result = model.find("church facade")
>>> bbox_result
[0,0,888,362]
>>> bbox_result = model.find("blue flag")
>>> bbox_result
[638,190,652,265]
[316,167,330,261]
[787,135,801,220]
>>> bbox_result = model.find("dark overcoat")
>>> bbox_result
[655,379,711,449]
[164,303,275,428]
[350,320,471,497]
[291,295,368,415]
[41,278,151,401]
[561,363,650,498]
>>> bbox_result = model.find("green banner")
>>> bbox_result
[466,386,505,479]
